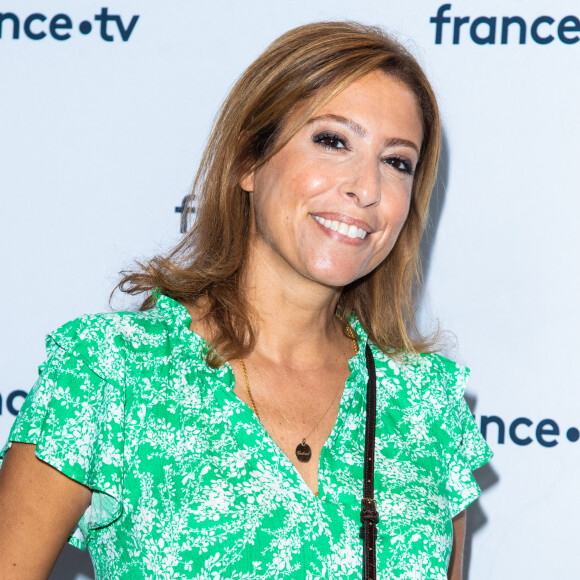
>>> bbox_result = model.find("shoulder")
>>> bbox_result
[47,307,179,385]
[372,346,470,408]
[52,307,172,347]
[417,352,470,399]
[349,316,468,401]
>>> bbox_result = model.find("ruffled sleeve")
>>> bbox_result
[428,354,493,516]
[0,317,125,549]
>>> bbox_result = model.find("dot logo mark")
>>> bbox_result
[0,8,139,41]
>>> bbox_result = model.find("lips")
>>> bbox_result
[312,215,367,239]
[310,213,372,240]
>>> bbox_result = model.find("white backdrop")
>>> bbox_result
[1,1,579,579]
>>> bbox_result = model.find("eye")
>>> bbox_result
[313,132,348,150]
[383,155,415,176]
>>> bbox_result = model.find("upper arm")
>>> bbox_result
[0,442,92,580]
[448,510,466,580]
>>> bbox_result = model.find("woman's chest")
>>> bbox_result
[92,384,454,579]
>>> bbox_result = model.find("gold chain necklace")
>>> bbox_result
[239,317,358,464]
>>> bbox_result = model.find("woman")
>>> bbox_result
[0,21,491,580]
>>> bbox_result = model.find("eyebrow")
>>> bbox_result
[307,114,420,154]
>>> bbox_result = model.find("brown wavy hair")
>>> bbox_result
[117,21,442,365]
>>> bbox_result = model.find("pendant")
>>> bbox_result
[295,438,312,463]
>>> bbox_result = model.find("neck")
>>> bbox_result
[243,239,345,369]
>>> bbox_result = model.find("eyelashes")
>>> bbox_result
[312,131,347,150]
[311,131,415,176]
[384,156,415,176]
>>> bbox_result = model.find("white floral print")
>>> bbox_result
[0,293,492,579]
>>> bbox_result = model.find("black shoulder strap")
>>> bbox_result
[360,343,379,579]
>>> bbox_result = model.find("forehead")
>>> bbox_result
[282,71,423,147]
[316,71,422,129]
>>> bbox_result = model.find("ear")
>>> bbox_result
[239,171,255,193]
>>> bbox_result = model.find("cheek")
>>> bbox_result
[251,167,307,240]
[279,159,333,204]
[296,165,333,192]
[386,187,412,233]
[395,194,412,230]
[372,191,412,263]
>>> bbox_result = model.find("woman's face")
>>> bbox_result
[241,70,424,290]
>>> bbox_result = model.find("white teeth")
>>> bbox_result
[312,215,367,239]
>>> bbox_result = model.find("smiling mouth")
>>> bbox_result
[311,215,368,239]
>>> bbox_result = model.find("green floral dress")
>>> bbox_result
[0,293,492,579]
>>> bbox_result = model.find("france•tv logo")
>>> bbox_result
[0,8,139,41]
[0,390,27,417]
[477,415,579,447]
[430,3,580,45]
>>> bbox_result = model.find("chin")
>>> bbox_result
[307,263,368,289]
[302,245,383,289]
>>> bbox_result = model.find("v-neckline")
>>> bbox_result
[154,291,369,500]
[222,359,364,501]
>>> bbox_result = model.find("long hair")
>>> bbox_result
[117,21,442,365]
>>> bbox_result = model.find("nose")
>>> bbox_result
[341,157,381,207]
